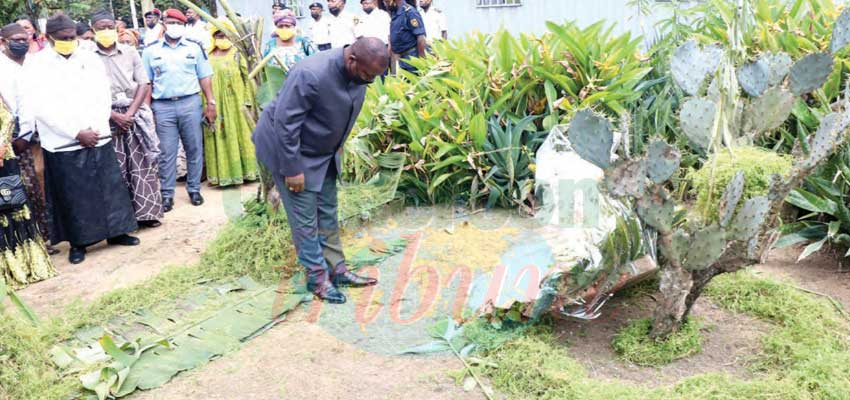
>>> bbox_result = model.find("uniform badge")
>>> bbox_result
[411,18,420,28]
[154,66,162,76]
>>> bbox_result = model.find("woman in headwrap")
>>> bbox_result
[118,29,140,48]
[262,14,316,70]
[15,16,45,54]
[0,94,56,287]
[203,19,259,187]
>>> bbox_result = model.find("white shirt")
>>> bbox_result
[18,48,112,152]
[354,9,391,43]
[422,8,447,43]
[327,12,356,49]
[310,17,332,46]
[186,21,212,50]
[0,53,23,116]
[143,23,164,46]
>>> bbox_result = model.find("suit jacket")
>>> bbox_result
[252,48,366,192]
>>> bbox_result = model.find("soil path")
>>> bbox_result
[18,183,258,315]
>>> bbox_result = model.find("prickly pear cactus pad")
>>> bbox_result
[683,225,727,271]
[789,52,835,95]
[679,97,717,153]
[718,171,745,228]
[604,160,647,197]
[830,7,850,54]
[760,52,792,87]
[729,196,770,241]
[737,60,769,97]
[567,109,615,170]
[744,87,795,134]
[805,112,841,168]
[646,140,681,184]
[670,40,723,96]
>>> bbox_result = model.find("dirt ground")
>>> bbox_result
[15,195,850,400]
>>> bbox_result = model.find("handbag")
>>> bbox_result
[0,158,28,211]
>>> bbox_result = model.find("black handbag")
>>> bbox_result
[0,158,28,211]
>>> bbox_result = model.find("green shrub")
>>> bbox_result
[612,318,703,366]
[688,146,793,220]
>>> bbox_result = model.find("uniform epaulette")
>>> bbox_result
[403,4,412,11]
[143,40,161,49]
[184,38,209,58]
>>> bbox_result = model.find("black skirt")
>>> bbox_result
[44,145,138,246]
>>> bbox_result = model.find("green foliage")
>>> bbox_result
[612,318,703,366]
[0,316,77,400]
[689,146,793,219]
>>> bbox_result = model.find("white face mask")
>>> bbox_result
[165,24,185,40]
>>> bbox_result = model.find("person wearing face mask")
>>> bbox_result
[184,7,212,50]
[92,10,164,229]
[76,22,97,52]
[385,0,427,73]
[142,8,164,47]
[202,19,259,188]
[308,2,332,51]
[141,8,216,212]
[326,0,357,49]
[263,15,316,70]
[18,13,142,265]
[354,0,390,43]
[0,23,56,255]
[252,38,389,304]
[15,16,45,54]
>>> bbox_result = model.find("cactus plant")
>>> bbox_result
[737,60,769,97]
[646,140,681,184]
[683,225,727,271]
[604,160,646,197]
[718,171,745,228]
[679,98,717,153]
[744,87,795,134]
[567,109,614,169]
[760,52,792,86]
[670,40,723,96]
[789,53,835,95]
[830,7,850,54]
[729,196,770,241]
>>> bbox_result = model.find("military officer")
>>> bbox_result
[384,0,426,73]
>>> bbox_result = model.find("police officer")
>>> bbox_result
[142,8,216,212]
[384,0,426,73]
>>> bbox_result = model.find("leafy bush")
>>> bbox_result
[688,146,793,219]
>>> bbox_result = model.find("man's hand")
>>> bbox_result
[204,103,217,125]
[110,112,133,132]
[285,173,305,193]
[76,129,100,148]
[12,138,29,155]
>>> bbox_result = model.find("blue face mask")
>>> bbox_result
[8,41,29,58]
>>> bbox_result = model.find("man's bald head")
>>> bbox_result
[344,37,390,85]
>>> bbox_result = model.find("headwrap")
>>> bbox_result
[163,8,188,23]
[208,17,236,35]
[75,22,91,36]
[274,15,297,26]
[45,14,76,35]
[118,29,139,47]
[0,23,26,39]
[309,2,324,9]
[90,9,115,23]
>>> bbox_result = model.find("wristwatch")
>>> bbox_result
[207,100,216,106]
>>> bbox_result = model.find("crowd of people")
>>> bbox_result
[0,0,447,289]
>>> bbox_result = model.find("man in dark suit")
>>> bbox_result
[253,37,389,304]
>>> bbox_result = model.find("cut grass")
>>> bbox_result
[612,317,703,366]
[0,201,297,400]
[470,269,850,400]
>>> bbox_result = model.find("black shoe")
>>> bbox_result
[307,281,347,304]
[331,270,379,288]
[139,220,162,228]
[69,247,86,264]
[189,192,204,206]
[177,175,187,182]
[107,234,140,246]
[163,197,174,213]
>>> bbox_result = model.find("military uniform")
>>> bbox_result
[389,4,426,73]
[141,37,213,202]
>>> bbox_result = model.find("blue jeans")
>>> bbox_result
[151,94,204,199]
[274,170,346,284]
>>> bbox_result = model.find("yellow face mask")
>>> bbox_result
[94,29,118,48]
[52,38,78,56]
[276,28,295,41]
[214,38,232,50]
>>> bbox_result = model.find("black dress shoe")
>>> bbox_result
[332,271,378,288]
[107,234,140,246]
[163,197,174,213]
[138,220,162,228]
[189,192,204,206]
[69,247,86,264]
[307,281,347,304]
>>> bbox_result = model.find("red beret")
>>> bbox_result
[163,8,187,23]
[144,8,161,17]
